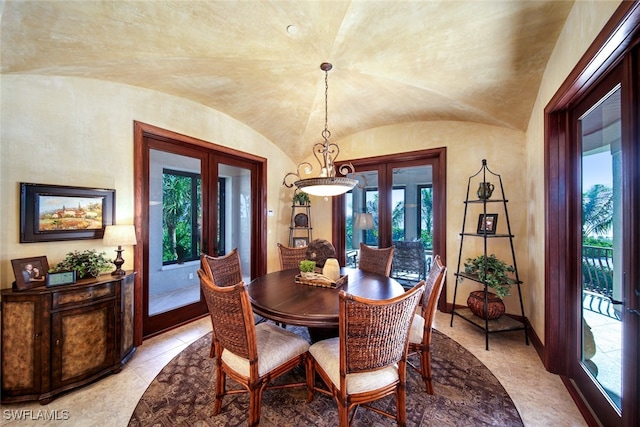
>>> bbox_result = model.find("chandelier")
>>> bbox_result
[283,63,358,197]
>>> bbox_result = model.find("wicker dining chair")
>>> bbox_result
[308,281,424,427]
[408,254,447,394]
[357,242,395,277]
[277,242,308,270]
[201,249,243,287]
[197,269,313,427]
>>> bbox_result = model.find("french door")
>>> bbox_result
[545,5,639,425]
[134,122,266,340]
[332,148,446,304]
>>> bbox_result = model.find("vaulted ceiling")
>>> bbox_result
[1,1,574,161]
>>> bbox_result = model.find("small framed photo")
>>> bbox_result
[477,213,498,235]
[293,237,309,248]
[11,256,49,291]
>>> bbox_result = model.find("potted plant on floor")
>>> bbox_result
[460,253,516,319]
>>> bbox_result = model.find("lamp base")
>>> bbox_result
[111,247,127,276]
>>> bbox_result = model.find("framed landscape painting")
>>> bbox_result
[20,183,115,242]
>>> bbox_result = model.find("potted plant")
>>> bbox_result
[293,190,310,206]
[460,254,516,319]
[50,249,113,279]
[299,259,316,278]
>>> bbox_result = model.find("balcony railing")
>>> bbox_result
[582,245,618,319]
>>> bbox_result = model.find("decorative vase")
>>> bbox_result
[477,182,495,199]
[322,258,341,281]
[467,290,505,320]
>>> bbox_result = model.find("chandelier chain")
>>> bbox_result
[323,67,330,141]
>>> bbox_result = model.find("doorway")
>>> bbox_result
[134,122,266,340]
[544,4,639,425]
[332,148,447,304]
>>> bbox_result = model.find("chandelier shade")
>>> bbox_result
[294,177,358,197]
[283,62,359,197]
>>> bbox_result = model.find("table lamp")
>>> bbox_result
[354,212,374,230]
[103,225,137,275]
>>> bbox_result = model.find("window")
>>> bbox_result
[418,185,433,249]
[162,169,201,265]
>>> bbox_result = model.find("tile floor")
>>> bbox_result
[1,310,590,427]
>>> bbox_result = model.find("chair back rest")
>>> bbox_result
[339,281,424,374]
[420,254,447,338]
[197,269,256,360]
[201,248,243,287]
[358,242,395,277]
[277,243,308,270]
[391,240,427,279]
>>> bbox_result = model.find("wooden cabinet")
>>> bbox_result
[1,272,136,403]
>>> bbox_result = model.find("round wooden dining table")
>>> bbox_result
[247,267,405,340]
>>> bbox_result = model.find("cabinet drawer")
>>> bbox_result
[52,283,115,309]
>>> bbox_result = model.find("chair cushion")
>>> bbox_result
[409,313,425,344]
[309,337,399,394]
[222,322,310,377]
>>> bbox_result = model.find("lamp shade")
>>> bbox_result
[354,213,375,230]
[103,225,137,246]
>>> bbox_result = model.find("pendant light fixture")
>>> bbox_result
[283,63,358,197]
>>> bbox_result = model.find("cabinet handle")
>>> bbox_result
[56,339,60,346]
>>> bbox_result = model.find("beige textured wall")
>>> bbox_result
[0,75,296,285]
[523,0,621,341]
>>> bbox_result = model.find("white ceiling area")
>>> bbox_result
[0,1,574,162]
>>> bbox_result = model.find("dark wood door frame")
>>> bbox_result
[545,3,640,426]
[332,147,447,311]
[133,121,267,344]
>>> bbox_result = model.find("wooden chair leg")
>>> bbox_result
[305,354,314,403]
[214,363,225,415]
[422,350,434,395]
[338,403,349,427]
[248,387,263,427]
[396,387,407,427]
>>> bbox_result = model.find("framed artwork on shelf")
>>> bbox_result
[293,237,309,248]
[11,256,49,291]
[477,213,498,235]
[20,183,115,243]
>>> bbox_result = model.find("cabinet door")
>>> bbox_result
[51,300,116,389]
[119,273,136,360]
[1,294,48,399]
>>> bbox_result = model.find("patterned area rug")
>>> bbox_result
[129,326,523,426]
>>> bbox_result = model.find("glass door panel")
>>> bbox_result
[345,170,378,266]
[148,149,202,315]
[391,165,433,286]
[218,163,252,283]
[579,86,622,411]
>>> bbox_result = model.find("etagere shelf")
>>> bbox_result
[450,159,528,350]
[288,203,312,247]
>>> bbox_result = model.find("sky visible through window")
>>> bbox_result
[583,150,612,190]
